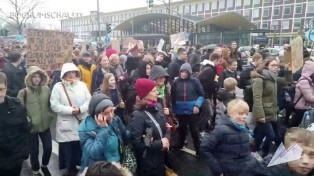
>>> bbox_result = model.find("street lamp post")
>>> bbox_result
[97,0,101,42]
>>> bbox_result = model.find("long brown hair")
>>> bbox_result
[256,57,277,74]
[102,73,115,100]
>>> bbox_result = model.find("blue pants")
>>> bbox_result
[30,128,52,171]
[254,122,275,154]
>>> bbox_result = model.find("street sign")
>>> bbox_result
[105,35,110,44]
[305,28,314,42]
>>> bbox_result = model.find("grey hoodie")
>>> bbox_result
[179,63,192,75]
[149,65,169,81]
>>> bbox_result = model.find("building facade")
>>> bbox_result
[61,0,314,45]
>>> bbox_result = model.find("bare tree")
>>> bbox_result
[0,0,40,34]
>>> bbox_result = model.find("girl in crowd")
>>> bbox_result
[91,56,117,93]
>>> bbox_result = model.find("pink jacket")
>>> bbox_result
[294,61,314,110]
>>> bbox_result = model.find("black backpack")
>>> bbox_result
[281,78,311,110]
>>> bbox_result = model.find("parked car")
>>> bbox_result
[267,48,280,57]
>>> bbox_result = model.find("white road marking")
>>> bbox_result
[52,140,59,156]
[181,147,196,156]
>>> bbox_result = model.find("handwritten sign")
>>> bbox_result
[26,29,74,71]
[290,36,303,73]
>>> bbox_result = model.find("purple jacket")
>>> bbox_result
[294,61,314,110]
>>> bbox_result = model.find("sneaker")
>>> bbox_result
[251,152,263,162]
[32,170,42,176]
[41,166,51,176]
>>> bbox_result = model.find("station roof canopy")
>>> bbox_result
[114,12,255,31]
[197,12,256,30]
[114,13,203,31]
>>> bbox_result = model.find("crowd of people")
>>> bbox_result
[0,40,314,176]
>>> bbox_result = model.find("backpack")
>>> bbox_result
[281,78,311,110]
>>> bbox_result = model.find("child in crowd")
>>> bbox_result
[218,59,239,88]
[266,127,314,176]
[200,99,266,176]
[215,77,237,125]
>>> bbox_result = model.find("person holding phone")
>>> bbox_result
[78,94,130,174]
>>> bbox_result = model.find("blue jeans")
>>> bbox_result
[30,128,52,171]
[254,122,275,154]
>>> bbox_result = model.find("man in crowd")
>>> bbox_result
[0,72,31,176]
[168,48,187,85]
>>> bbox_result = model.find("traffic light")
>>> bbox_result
[106,23,112,34]
[148,0,154,8]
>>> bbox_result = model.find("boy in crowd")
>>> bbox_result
[171,63,204,155]
[215,77,237,125]
[77,51,96,93]
[0,72,31,176]
[266,127,314,176]
[218,58,239,88]
[200,99,266,176]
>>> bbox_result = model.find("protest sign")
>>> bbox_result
[290,36,303,73]
[157,39,165,51]
[111,39,120,53]
[26,29,74,71]
[170,32,186,48]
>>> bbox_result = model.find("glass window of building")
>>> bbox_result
[179,6,184,13]
[294,19,301,30]
[307,2,314,13]
[198,3,203,11]
[227,0,233,8]
[295,4,302,14]
[284,5,291,15]
[244,0,251,6]
[204,3,210,10]
[264,0,270,3]
[262,21,268,29]
[282,20,290,29]
[263,8,269,17]
[212,1,217,10]
[253,9,259,18]
[274,0,280,2]
[244,9,250,17]
[191,4,196,13]
[254,0,260,5]
[236,0,242,6]
[273,7,280,16]
[219,0,225,9]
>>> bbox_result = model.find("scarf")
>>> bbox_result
[229,118,253,140]
[156,85,165,99]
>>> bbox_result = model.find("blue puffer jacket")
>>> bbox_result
[171,63,204,115]
[78,115,130,172]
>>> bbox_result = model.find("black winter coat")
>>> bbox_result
[200,114,266,176]
[0,96,31,170]
[197,64,218,100]
[239,63,257,112]
[218,69,238,88]
[2,62,26,97]
[167,58,185,86]
[130,105,170,176]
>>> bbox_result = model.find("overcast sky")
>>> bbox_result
[0,0,151,29]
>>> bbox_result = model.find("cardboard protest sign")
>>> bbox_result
[111,39,120,53]
[26,29,74,71]
[290,36,303,73]
[170,32,186,48]
[123,38,144,53]
[284,50,292,71]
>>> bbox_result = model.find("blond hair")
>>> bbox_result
[284,127,314,148]
[109,54,119,61]
[227,99,249,115]
[224,77,238,92]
